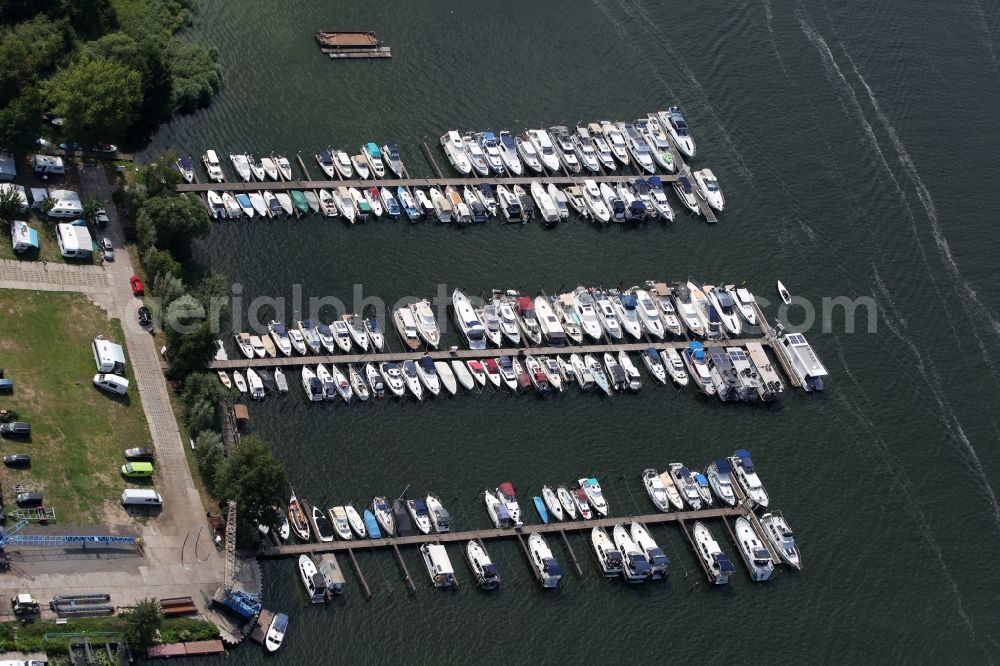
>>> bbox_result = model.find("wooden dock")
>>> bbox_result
[208,337,768,371]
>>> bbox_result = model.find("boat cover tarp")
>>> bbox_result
[543,559,564,577]
[645,347,661,360]
[620,295,638,308]
[714,458,732,473]
[419,356,435,371]
[715,554,736,573]
[365,143,382,158]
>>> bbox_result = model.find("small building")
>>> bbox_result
[29,187,50,209]
[0,151,16,182]
[32,154,64,175]
[0,183,28,211]
[10,220,38,254]
[47,189,83,218]
[92,336,126,374]
[56,222,92,258]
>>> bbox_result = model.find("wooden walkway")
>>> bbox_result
[258,505,746,558]
[208,337,769,370]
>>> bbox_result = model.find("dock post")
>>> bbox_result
[558,529,584,578]
[392,543,416,593]
[514,532,540,583]
[677,518,711,581]
[295,153,312,182]
[346,548,372,600]
[420,141,445,178]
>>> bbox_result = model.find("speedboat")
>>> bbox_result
[364,317,384,351]
[349,365,370,402]
[563,185,589,218]
[510,292,542,345]
[476,131,505,175]
[202,150,224,182]
[659,106,696,158]
[497,130,523,175]
[645,177,675,221]
[571,127,601,172]
[610,290,642,339]
[434,361,457,395]
[462,133,490,176]
[497,185,523,222]
[693,470,713,506]
[638,116,676,172]
[496,482,522,527]
[275,192,294,216]
[491,291,522,345]
[381,143,404,177]
[229,153,251,181]
[379,361,406,397]
[693,168,724,211]
[707,458,737,506]
[536,494,552,521]
[398,187,420,221]
[256,334,274,358]
[332,150,353,178]
[222,192,241,218]
[342,314,369,351]
[310,505,335,543]
[541,356,563,392]
[264,612,288,652]
[299,554,327,603]
[362,143,385,178]
[599,121,630,165]
[351,154,370,180]
[640,348,668,384]
[515,133,544,174]
[426,495,451,533]
[274,368,288,393]
[525,355,550,395]
[327,506,353,540]
[706,285,742,336]
[528,533,563,588]
[600,182,625,222]
[234,332,255,359]
[406,498,432,535]
[570,287,603,342]
[613,524,651,583]
[315,150,336,178]
[542,486,563,521]
[735,517,775,581]
[268,321,293,356]
[727,284,758,325]
[556,486,577,520]
[409,299,441,348]
[663,347,690,387]
[288,494,310,541]
[592,527,624,577]
[315,323,336,353]
[482,358,503,388]
[548,126,582,173]
[586,354,612,396]
[673,175,700,214]
[777,280,792,304]
[484,489,513,529]
[261,156,279,181]
[373,497,395,536]
[287,326,308,355]
[761,512,802,569]
[415,355,440,396]
[630,522,670,579]
[331,364,353,403]
[573,488,593,519]
[511,357,531,391]
[729,449,770,507]
[176,156,194,183]
[331,319,353,352]
[380,187,400,217]
[633,289,665,339]
[318,189,338,217]
[578,478,608,516]
[263,190,283,218]
[466,360,487,387]
[495,356,518,391]
[593,290,624,339]
[672,282,706,338]
[363,186,383,217]
[393,306,422,351]
[620,122,656,173]
[527,129,561,172]
[693,522,735,585]
[476,305,503,347]
[365,363,386,399]
[475,183,499,216]
[585,122,618,171]
[466,541,500,590]
[336,187,357,223]
[362,510,382,539]
[274,155,293,180]
[642,469,672,512]
[617,350,642,391]
[669,463,702,510]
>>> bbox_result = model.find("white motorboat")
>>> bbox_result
[586,354,612,396]
[524,354,551,395]
[570,353,594,390]
[673,175,701,214]
[263,190,283,218]
[533,296,567,346]
[273,368,288,393]
[693,168,724,211]
[598,121,630,165]
[298,554,327,603]
[382,142,404,177]
[274,155,293,180]
[379,361,406,397]
[406,498,433,535]
[726,284,758,325]
[729,449,770,508]
[657,470,685,510]
[705,284,742,336]
[662,347,690,387]
[330,364,352,403]
[434,361,457,395]
[202,150,224,182]
[286,326,307,355]
[335,187,356,223]
[476,131,505,175]
[365,363,385,399]
[360,143,385,178]
[380,187,400,217]
[481,358,502,389]
[777,280,792,305]
[330,319,353,352]
[497,130,523,175]
[345,506,367,538]
[495,356,518,391]
[527,129,561,172]
[570,287,604,341]
[309,505,335,543]
[264,612,287,652]
[326,507,353,540]
[680,342,717,396]
[573,488,593,519]
[660,106,696,158]
[610,291,642,339]
[409,299,441,348]
[642,469,672,512]
[275,192,294,216]
[426,495,452,533]
[234,333,254,359]
[530,181,560,226]
[645,177,675,220]
[509,292,542,345]
[229,153,251,181]
[630,522,670,580]
[415,355,441,396]
[735,517,775,581]
[571,127,601,172]
[640,348,668,384]
[669,463,702,510]
[314,323,336,354]
[556,486,577,520]
[474,183,499,216]
[585,122,618,171]
[268,321,293,356]
[541,486,563,522]
[206,190,226,219]
[551,295,583,345]
[693,522,735,585]
[466,540,500,590]
[515,133,545,174]
[707,458,737,506]
[593,290,624,339]
[484,489,513,529]
[261,156,279,181]
[362,186,383,217]
[514,184,534,220]
[645,282,683,336]
[496,184,523,222]
[761,512,802,569]
[633,289,666,339]
[176,156,195,183]
[245,368,265,400]
[341,314,369,352]
[578,478,609,516]
[613,524,652,583]
[414,188,434,217]
[465,360,487,387]
[317,189,338,217]
[620,122,656,173]
[349,365,370,402]
[528,533,563,588]
[315,150,336,178]
[452,289,487,350]
[314,364,337,401]
[639,116,677,172]
[364,317,384,351]
[672,283,706,338]
[599,182,625,222]
[692,470,714,506]
[393,306,422,351]
[491,291,522,345]
[548,185,570,221]
[429,187,453,223]
[540,356,563,392]
[232,370,247,394]
[421,544,457,588]
[463,185,487,222]
[398,187,420,221]
[617,350,642,391]
[496,482,523,527]
[373,497,395,536]
[221,192,241,219]
[592,527,624,577]
[477,305,503,347]
[330,150,352,178]
[462,133,490,176]
[548,126,582,173]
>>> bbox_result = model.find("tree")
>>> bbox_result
[135,193,210,257]
[43,56,142,146]
[0,187,25,221]
[194,430,224,489]
[213,436,289,542]
[180,372,225,414]
[142,248,182,283]
[134,150,181,199]
[166,320,217,379]
[122,598,162,648]
[167,41,221,113]
[83,196,103,224]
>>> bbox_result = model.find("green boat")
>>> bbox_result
[290,190,310,215]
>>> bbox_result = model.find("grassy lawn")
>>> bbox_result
[2,615,218,654]
[0,290,152,524]
[0,210,98,265]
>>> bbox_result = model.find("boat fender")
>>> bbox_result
[433,574,444,584]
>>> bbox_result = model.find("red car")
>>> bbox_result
[129,275,144,296]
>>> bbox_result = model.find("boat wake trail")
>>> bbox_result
[970,0,999,74]
[589,0,678,101]
[761,0,790,78]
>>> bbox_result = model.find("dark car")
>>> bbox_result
[124,447,154,461]
[0,422,30,437]
[137,306,152,328]
[3,454,30,467]
[15,491,42,507]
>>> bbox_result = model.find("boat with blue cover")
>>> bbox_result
[176,156,194,183]
[363,509,382,539]
[362,143,385,178]
[381,142,404,177]
[533,496,549,524]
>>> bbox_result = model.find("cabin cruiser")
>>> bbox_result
[495,130,523,175]
[600,183,626,222]
[533,296,566,346]
[632,288,666,339]
[644,177,675,220]
[617,182,647,222]
[365,363,386,398]
[662,347,689,387]
[603,353,627,391]
[693,168,724,211]
[466,541,501,589]
[550,294,582,344]
[570,354,594,390]
[330,150,352,178]
[593,289,624,339]
[620,123,656,173]
[639,115,677,172]
[360,143,384,178]
[348,187,370,221]
[547,183,570,221]
[734,517,776,582]
[592,527,624,577]
[415,355,441,396]
[484,489,513,529]
[746,343,785,401]
[229,153,251,181]
[640,348,668,384]
[245,368,265,400]
[613,524,651,583]
[571,127,602,172]
[530,181,560,226]
[447,185,469,223]
[298,554,327,603]
[268,321,293,356]
[642,469,672,512]
[408,299,441,348]
[705,285,742,336]
[582,179,611,223]
[617,351,642,391]
[363,317,384,351]
[362,186,383,217]
[490,291,521,345]
[380,187,400,217]
[372,497,395,536]
[473,183,499,216]
[681,343,716,396]
[496,185,522,222]
[176,156,195,183]
[729,449,769,507]
[693,522,735,585]
[669,463,702,510]
[761,512,802,569]
[563,185,589,218]
[206,190,226,219]
[334,187,355,222]
[423,495,450,533]
[349,365,370,402]
[428,187,453,222]
[586,354,612,396]
[381,142,404,177]
[286,326,307,355]
[514,133,544,174]
[317,189,338,217]
[609,291,642,339]
[541,486,563,522]
[707,348,741,400]
[629,522,670,580]
[406,498,432,535]
[726,284,758,325]
[315,150,336,178]
[509,293,542,345]
[421,544,457,588]
[476,131,505,175]
[548,126,582,173]
[706,458,737,506]
[599,121,630,164]
[570,287,604,342]
[660,106,696,158]
[513,184,535,220]
[491,482,520,526]
[379,361,406,397]
[672,282,706,337]
[327,506,353,540]
[460,133,490,176]
[401,360,423,400]
[397,187,419,221]
[313,365,336,400]
[330,319,352,352]
[727,346,765,401]
[350,154,370,181]
[475,305,502,347]
[525,355,550,395]
[202,150,224,182]
[585,123,618,171]
[692,471,713,506]
[222,192,241,218]
[310,505,335,543]
[528,534,563,588]
[440,130,472,175]
[773,328,829,392]
[450,289,486,350]
[540,356,564,392]
[301,367,323,402]
[673,175,700,214]
[579,478,609,516]
[462,186,487,222]
[526,129,561,172]
[414,188,435,217]
[264,612,288,652]
[330,364,353,403]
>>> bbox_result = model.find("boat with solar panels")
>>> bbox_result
[772,327,829,391]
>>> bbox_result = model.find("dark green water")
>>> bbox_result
[145,0,1000,662]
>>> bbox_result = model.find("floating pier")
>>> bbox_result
[316,31,391,59]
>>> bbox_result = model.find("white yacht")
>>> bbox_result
[773,328,829,392]
[617,351,642,391]
[620,122,656,173]
[761,512,802,570]
[632,289,665,339]
[476,131,505,175]
[669,463,702,510]
[693,522,735,585]
[530,181,560,226]
[406,498,433,535]
[245,368,265,400]
[645,177,675,220]
[420,544,457,588]
[681,342,717,396]
[704,459,736,506]
[548,126,582,173]
[727,284,758,325]
[729,449,770,508]
[640,348,668,384]
[264,612,287,653]
[673,175,701,214]
[592,527,624,577]
[462,133,490,177]
[526,129,561,172]
[735,517,775,581]
[287,327,308,355]
[663,347,690,387]
[660,106,696,158]
[268,321,293,356]
[599,121,630,164]
[571,127,602,172]
[578,478,608,516]
[639,115,677,172]
[541,486,563,522]
[515,133,545,174]
[528,533,563,588]
[630,522,670,579]
[613,524,651,583]
[705,284,742,336]
[570,287,604,342]
[534,296,567,347]
[298,554,327,603]
[409,299,441,348]
[593,290,624,339]
[693,168,724,211]
[610,291,642,339]
[496,185,523,222]
[585,122,618,171]
[582,179,611,223]
[415,355,441,396]
[672,283,706,338]
[642,469,671,512]
[497,130,523,175]
[379,361,406,397]
[440,131,472,175]
[466,540,501,590]
[451,289,487,350]
[202,150,224,182]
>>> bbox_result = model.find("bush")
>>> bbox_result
[122,598,162,648]
[194,430,224,488]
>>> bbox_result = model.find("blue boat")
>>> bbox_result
[363,509,382,539]
[364,142,382,159]
[533,496,549,524]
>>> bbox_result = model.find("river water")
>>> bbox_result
[145,0,1000,662]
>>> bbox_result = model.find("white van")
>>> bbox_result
[121,488,162,507]
[93,373,129,395]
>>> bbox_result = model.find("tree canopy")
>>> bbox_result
[136,193,211,257]
[44,56,143,146]
[122,598,163,648]
[213,436,289,541]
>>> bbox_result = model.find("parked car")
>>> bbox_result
[93,374,129,395]
[137,306,152,328]
[124,447,154,461]
[129,275,144,296]
[0,378,12,393]
[15,491,43,507]
[0,422,30,437]
[100,238,114,261]
[95,208,110,227]
[3,454,30,467]
[121,462,153,478]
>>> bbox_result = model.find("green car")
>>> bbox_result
[121,462,153,478]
